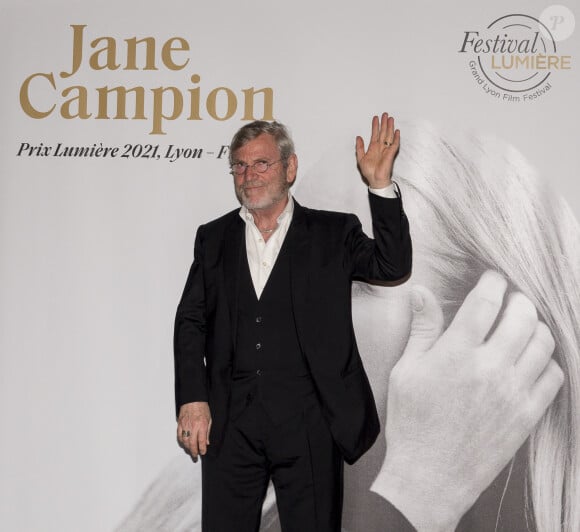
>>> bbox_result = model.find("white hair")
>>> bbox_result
[397,125,579,532]
[298,122,580,531]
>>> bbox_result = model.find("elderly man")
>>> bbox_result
[174,113,411,531]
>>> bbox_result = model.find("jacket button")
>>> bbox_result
[256,369,262,376]
[256,343,262,350]
[255,316,262,323]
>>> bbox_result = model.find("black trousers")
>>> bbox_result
[201,396,344,532]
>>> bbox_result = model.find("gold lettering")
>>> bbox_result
[95,86,146,119]
[125,37,157,70]
[89,37,120,70]
[60,24,86,78]
[151,86,183,134]
[161,37,190,70]
[206,87,237,120]
[187,74,202,119]
[562,56,571,69]
[20,72,56,118]
[242,87,274,120]
[60,86,92,119]
[514,55,530,68]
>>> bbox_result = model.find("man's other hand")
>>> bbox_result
[177,401,212,463]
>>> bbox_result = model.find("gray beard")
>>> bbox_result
[236,184,288,211]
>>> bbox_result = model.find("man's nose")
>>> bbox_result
[236,166,255,184]
[243,164,258,178]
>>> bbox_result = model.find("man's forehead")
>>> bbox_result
[232,133,279,160]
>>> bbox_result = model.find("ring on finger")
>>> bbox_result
[182,430,191,438]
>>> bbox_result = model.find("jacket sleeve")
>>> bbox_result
[347,191,412,282]
[173,225,209,417]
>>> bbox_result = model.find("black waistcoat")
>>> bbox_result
[230,232,316,424]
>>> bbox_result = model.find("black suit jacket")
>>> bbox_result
[174,192,412,464]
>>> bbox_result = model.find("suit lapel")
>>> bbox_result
[222,214,245,347]
[287,201,311,329]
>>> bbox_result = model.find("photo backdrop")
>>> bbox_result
[1,1,578,531]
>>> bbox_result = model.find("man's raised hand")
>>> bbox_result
[355,112,400,189]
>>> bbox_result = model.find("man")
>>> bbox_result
[174,112,411,531]
[118,266,562,531]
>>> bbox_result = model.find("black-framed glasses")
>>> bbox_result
[229,159,283,176]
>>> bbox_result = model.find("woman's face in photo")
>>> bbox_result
[341,186,446,526]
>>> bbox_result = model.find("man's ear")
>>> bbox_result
[286,154,298,184]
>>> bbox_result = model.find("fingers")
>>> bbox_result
[377,113,393,144]
[356,113,399,154]
[515,321,556,384]
[529,358,564,417]
[362,113,398,145]
[194,415,211,456]
[403,285,444,356]
[379,113,399,147]
[390,128,401,150]
[486,292,537,365]
[179,420,208,462]
[177,420,198,457]
[442,271,507,347]
[176,403,212,462]
[197,425,207,457]
[191,419,213,458]
[355,136,365,165]
[370,114,380,143]
[439,270,563,423]
[379,112,389,142]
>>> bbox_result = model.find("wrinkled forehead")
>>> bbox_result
[232,133,280,161]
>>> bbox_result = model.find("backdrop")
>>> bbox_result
[1,1,578,531]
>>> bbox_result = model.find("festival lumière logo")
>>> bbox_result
[459,7,575,102]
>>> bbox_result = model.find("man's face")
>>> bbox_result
[232,133,297,211]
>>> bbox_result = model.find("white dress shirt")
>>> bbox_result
[239,184,397,299]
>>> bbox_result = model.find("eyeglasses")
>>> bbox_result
[229,159,283,175]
